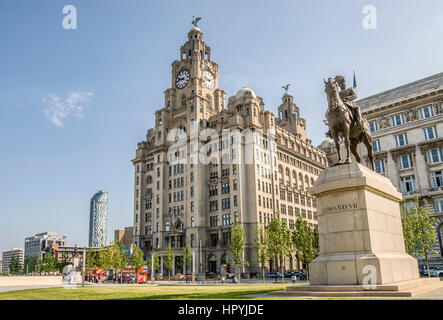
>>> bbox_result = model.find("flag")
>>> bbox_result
[353,70,357,89]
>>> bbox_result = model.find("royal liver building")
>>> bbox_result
[132,22,327,277]
[89,189,108,247]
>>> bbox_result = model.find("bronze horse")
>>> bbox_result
[324,77,374,169]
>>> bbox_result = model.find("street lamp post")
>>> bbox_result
[192,249,195,283]
[82,249,85,287]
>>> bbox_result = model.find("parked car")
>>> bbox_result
[292,271,307,280]
[283,272,292,278]
[430,268,443,277]
[267,272,282,278]
[422,266,437,277]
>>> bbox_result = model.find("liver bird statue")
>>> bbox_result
[281,84,290,93]
[192,16,202,28]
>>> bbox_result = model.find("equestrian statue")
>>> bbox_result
[324,75,374,170]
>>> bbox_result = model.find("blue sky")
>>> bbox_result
[1,0,442,254]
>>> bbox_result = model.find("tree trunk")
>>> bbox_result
[280,256,285,284]
[426,255,430,278]
[262,267,265,283]
[306,262,310,281]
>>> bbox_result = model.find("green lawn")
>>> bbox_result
[0,284,290,300]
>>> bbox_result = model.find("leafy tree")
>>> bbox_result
[86,247,97,269]
[56,254,71,273]
[164,244,174,279]
[228,220,249,283]
[268,211,292,282]
[24,256,39,274]
[401,197,437,277]
[150,250,160,280]
[292,218,318,280]
[110,242,127,283]
[9,256,22,275]
[181,245,192,275]
[131,243,145,271]
[254,224,269,283]
[101,246,113,271]
[38,253,57,274]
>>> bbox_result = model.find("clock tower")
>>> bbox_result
[164,25,226,130]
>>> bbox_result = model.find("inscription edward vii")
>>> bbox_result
[323,203,358,213]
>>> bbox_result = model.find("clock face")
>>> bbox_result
[176,69,190,89]
[202,70,215,89]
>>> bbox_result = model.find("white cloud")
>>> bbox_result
[43,91,93,127]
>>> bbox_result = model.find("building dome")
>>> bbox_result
[235,87,257,100]
[189,26,201,33]
[283,91,293,97]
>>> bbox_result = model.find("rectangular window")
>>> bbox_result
[374,160,385,174]
[372,140,381,152]
[423,126,438,141]
[391,113,405,126]
[398,154,413,170]
[419,106,434,119]
[400,175,417,193]
[430,171,443,188]
[427,148,443,164]
[210,216,219,227]
[395,133,408,147]
[222,232,231,245]
[369,120,379,133]
[435,198,443,213]
[222,213,232,226]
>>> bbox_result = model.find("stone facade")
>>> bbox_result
[131,26,328,277]
[356,73,443,269]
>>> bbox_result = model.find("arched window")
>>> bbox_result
[181,95,186,108]
[146,175,152,184]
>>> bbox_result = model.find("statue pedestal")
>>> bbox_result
[269,163,441,297]
[310,163,418,285]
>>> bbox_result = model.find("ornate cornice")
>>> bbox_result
[417,137,443,154]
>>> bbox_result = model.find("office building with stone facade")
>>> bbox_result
[355,72,443,269]
[132,25,327,277]
[24,232,67,260]
[1,248,24,274]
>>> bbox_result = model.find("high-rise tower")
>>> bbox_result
[89,190,108,247]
